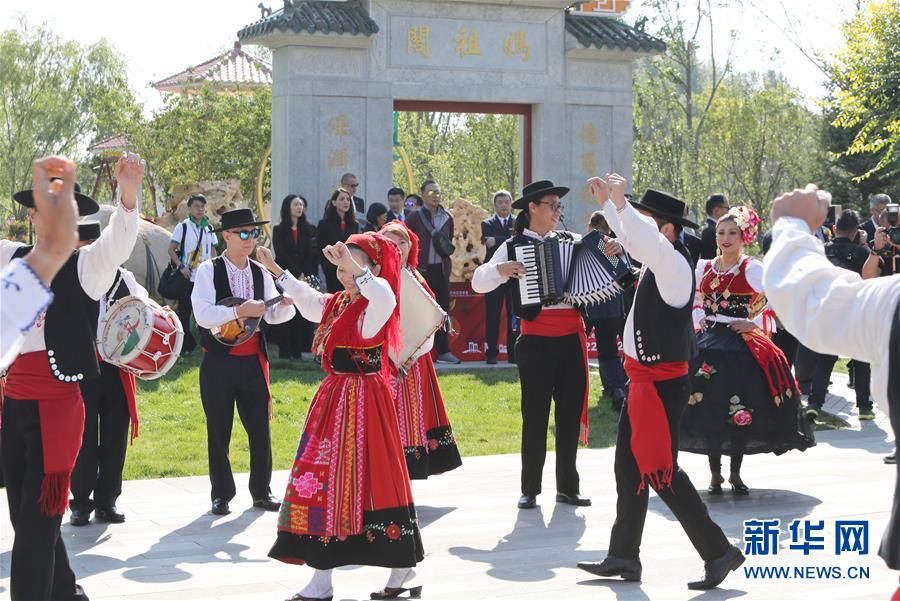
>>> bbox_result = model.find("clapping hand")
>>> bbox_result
[115,152,145,209]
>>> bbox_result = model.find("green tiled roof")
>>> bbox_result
[238,0,379,41]
[566,14,666,53]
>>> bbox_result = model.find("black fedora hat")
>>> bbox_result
[13,180,100,217]
[513,180,570,210]
[213,208,269,233]
[631,189,699,229]
[78,221,102,242]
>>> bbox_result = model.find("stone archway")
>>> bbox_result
[238,0,664,230]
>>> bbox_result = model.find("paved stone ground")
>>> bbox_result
[1,374,897,600]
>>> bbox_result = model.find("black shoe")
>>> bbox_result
[886,453,897,465]
[69,508,91,527]
[211,498,231,515]
[578,556,642,581]
[286,594,332,601]
[517,495,537,509]
[707,483,723,495]
[73,584,90,601]
[370,585,422,599]
[556,492,591,507]
[486,356,498,365]
[805,404,821,421]
[687,545,745,590]
[253,494,282,511]
[95,506,125,523]
[730,482,750,496]
[858,407,876,421]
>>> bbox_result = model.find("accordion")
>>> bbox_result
[508,231,636,308]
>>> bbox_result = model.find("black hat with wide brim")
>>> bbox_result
[78,220,102,242]
[13,180,100,216]
[630,189,699,229]
[513,180,570,210]
[213,208,269,233]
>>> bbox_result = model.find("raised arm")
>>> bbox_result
[257,246,327,322]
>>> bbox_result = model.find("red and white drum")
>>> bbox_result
[97,296,183,380]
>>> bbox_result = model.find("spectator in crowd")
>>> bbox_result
[806,209,881,421]
[871,203,900,278]
[406,193,423,213]
[364,202,389,232]
[386,187,409,223]
[862,193,890,241]
[272,194,318,359]
[700,194,729,260]
[581,211,628,410]
[407,179,459,364]
[340,172,366,223]
[317,188,360,292]
[480,190,517,364]
[168,194,218,355]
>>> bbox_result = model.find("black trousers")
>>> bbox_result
[424,264,451,355]
[794,344,816,394]
[773,328,799,369]
[177,283,196,353]
[71,362,130,512]
[809,353,872,409]
[1,397,79,601]
[608,375,730,561]
[484,283,517,361]
[199,353,273,501]
[584,318,627,393]
[516,333,586,497]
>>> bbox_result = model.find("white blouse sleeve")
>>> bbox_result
[692,259,707,330]
[471,239,509,294]
[278,272,329,323]
[356,271,397,340]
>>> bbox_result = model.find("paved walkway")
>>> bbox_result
[1,375,897,600]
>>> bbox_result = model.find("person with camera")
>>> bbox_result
[763,184,900,589]
[167,194,218,355]
[406,179,460,364]
[862,193,890,241]
[872,203,900,278]
[806,209,881,421]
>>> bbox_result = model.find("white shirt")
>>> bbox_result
[171,218,218,281]
[276,269,396,340]
[763,217,900,414]
[191,253,295,329]
[692,258,772,331]
[471,228,582,312]
[601,201,693,360]
[0,259,53,370]
[0,202,140,357]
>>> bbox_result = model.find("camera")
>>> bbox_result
[885,204,900,246]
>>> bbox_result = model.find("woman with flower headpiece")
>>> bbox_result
[680,206,815,496]
[380,220,463,479]
[256,234,424,601]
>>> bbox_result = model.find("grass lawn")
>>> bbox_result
[124,356,620,481]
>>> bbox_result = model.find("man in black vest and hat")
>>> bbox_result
[191,208,295,516]
[1,152,143,601]
[763,184,900,593]
[577,173,743,591]
[472,180,592,510]
[69,221,149,528]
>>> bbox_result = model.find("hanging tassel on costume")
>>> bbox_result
[741,329,799,404]
[39,471,71,516]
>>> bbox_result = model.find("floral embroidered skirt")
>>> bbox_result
[680,326,815,457]
[269,372,424,569]
[391,354,463,480]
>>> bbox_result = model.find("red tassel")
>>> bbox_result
[39,471,71,516]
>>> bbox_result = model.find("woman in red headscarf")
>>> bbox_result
[380,220,462,479]
[257,234,423,601]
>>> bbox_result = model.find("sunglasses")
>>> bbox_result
[404,200,416,207]
[539,200,563,212]
[232,228,261,240]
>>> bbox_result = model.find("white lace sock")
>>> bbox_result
[386,567,415,589]
[298,568,333,599]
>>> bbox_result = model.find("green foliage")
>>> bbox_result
[125,357,617,480]
[393,111,519,208]
[0,17,141,209]
[132,86,272,198]
[827,0,900,184]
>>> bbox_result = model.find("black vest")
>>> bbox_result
[631,240,697,365]
[12,246,99,382]
[507,230,576,322]
[199,256,268,358]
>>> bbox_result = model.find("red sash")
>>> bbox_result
[521,308,589,445]
[4,352,85,516]
[623,356,688,494]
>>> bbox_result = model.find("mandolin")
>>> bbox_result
[209,274,322,346]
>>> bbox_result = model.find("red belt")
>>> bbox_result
[521,308,589,445]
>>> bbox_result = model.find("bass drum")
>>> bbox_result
[97,296,183,380]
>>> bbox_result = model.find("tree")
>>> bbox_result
[828,0,900,183]
[132,86,272,199]
[0,18,141,207]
